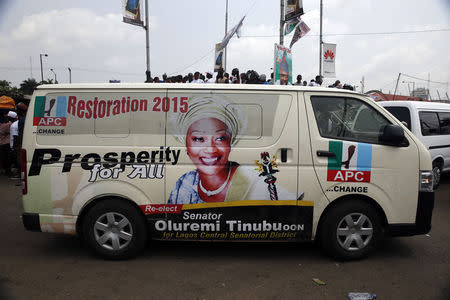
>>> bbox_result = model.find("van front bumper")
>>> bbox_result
[22,213,41,232]
[388,191,434,237]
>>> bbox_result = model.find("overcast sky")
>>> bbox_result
[0,0,449,98]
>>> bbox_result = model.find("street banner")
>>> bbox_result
[122,0,144,27]
[218,16,245,51]
[214,43,224,72]
[273,44,292,85]
[322,43,336,78]
[284,18,299,35]
[285,0,304,22]
[289,19,310,48]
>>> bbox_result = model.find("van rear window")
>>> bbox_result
[384,106,411,130]
[438,112,450,135]
[419,112,440,136]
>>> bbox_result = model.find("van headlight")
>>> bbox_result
[419,171,434,192]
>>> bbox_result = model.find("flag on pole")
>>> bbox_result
[274,44,293,85]
[322,43,337,78]
[285,0,304,22]
[214,43,224,72]
[289,19,310,48]
[122,0,144,27]
[218,16,245,51]
[284,18,299,35]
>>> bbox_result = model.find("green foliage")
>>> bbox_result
[0,80,23,99]
[40,78,54,85]
[20,78,39,95]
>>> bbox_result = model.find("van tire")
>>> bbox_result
[319,201,383,261]
[432,161,442,189]
[82,199,148,260]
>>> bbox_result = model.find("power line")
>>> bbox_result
[168,48,215,76]
[241,28,450,38]
[401,73,449,85]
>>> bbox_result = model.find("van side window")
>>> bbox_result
[167,92,292,148]
[438,112,450,135]
[311,96,390,144]
[419,112,440,136]
[384,106,411,130]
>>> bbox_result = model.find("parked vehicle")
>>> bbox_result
[379,101,450,188]
[21,84,434,260]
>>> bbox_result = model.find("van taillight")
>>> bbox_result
[21,149,27,195]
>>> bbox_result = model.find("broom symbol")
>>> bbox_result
[45,98,56,116]
[342,145,356,169]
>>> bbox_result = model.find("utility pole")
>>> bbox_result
[50,68,57,83]
[40,53,48,83]
[360,76,365,93]
[280,0,285,45]
[224,0,228,72]
[29,56,33,78]
[393,73,401,100]
[68,67,72,83]
[427,73,430,100]
[144,0,151,82]
[319,0,323,77]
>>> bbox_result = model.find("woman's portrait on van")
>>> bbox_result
[168,95,296,204]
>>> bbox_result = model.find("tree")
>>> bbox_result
[20,78,39,95]
[0,80,22,99]
[40,78,54,85]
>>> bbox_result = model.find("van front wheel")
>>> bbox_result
[320,201,383,260]
[82,199,148,259]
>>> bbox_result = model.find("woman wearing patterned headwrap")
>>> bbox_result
[168,95,297,204]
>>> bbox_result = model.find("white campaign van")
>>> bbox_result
[378,101,450,188]
[21,84,434,260]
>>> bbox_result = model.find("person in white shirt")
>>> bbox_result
[7,111,18,149]
[205,72,215,83]
[308,75,323,87]
[192,72,205,83]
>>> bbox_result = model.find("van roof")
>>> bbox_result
[36,83,360,94]
[378,100,450,110]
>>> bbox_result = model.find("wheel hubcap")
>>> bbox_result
[337,213,373,251]
[94,212,133,251]
[433,166,441,187]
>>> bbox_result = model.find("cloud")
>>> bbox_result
[0,8,154,84]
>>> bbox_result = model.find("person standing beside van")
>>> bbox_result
[0,114,12,175]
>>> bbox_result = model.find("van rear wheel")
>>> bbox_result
[320,201,383,260]
[82,199,148,259]
[432,161,442,189]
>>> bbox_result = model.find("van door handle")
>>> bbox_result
[281,148,288,162]
[316,150,335,157]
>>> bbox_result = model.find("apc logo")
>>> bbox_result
[33,96,67,126]
[324,50,334,60]
[327,141,372,183]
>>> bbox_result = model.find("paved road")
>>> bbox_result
[1,174,449,300]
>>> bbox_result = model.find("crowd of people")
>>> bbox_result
[0,103,27,184]
[146,68,354,90]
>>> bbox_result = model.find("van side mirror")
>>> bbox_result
[379,124,409,147]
